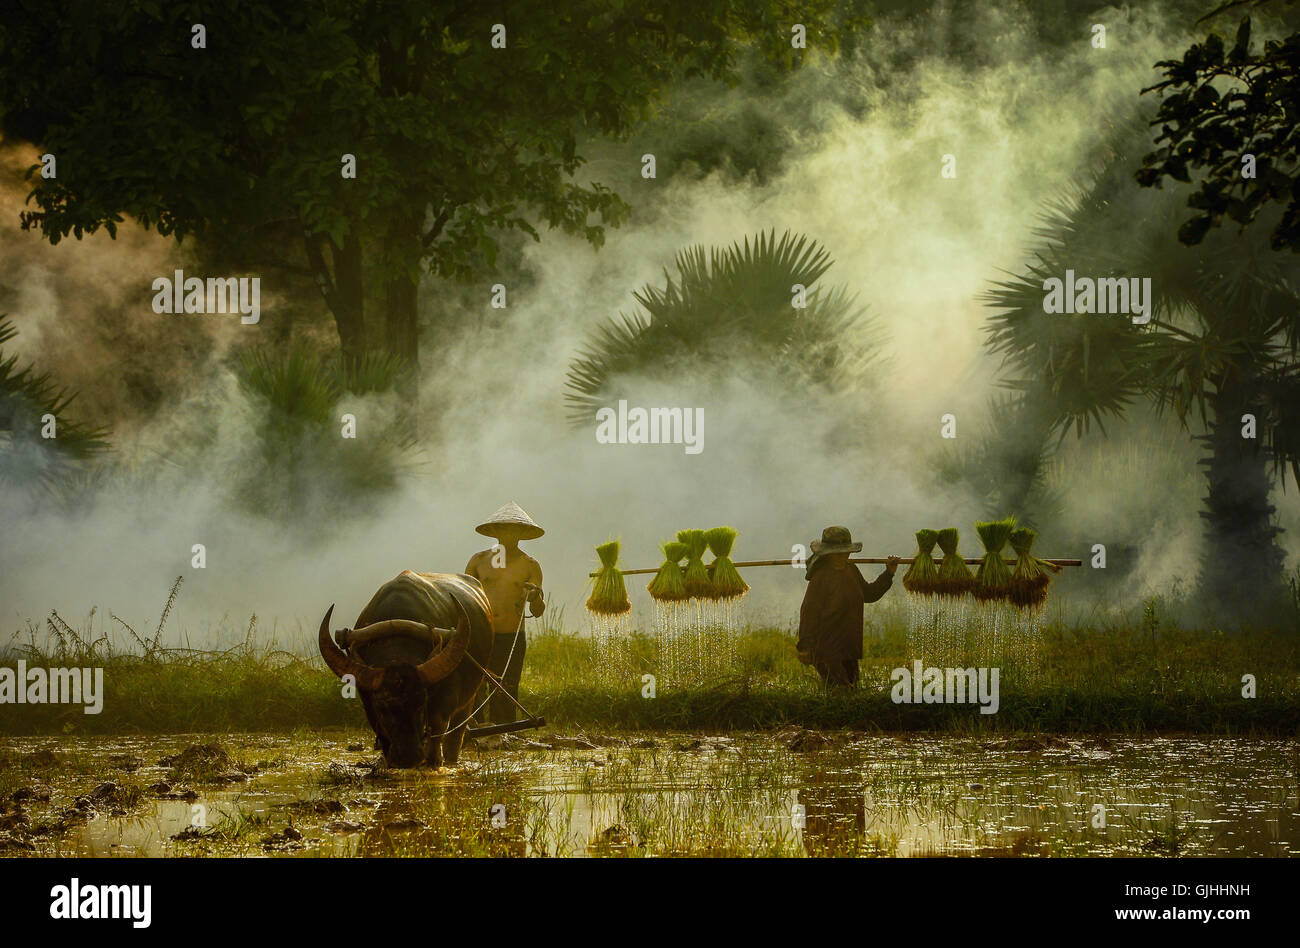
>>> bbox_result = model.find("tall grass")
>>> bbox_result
[3,601,1296,736]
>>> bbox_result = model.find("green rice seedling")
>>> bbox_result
[648,541,690,686]
[935,528,974,597]
[587,541,631,683]
[678,529,714,680]
[1005,526,1061,676]
[972,517,1017,665]
[933,527,975,664]
[703,527,746,679]
[1008,526,1060,609]
[973,517,1016,601]
[902,529,940,594]
[647,541,689,602]
[705,527,749,599]
[902,529,942,663]
[678,529,714,599]
[586,541,630,615]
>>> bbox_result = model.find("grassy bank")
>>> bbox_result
[2,614,1297,736]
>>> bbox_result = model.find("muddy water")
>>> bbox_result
[1,732,1296,857]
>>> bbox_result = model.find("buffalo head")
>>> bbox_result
[317,599,471,768]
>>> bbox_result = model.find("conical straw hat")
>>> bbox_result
[475,501,544,540]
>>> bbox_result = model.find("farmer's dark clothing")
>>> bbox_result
[485,630,526,724]
[815,659,860,687]
[797,562,893,685]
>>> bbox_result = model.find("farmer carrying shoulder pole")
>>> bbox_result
[796,525,899,688]
[465,502,545,725]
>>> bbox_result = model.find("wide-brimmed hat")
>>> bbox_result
[806,525,861,579]
[475,501,544,540]
[809,525,862,556]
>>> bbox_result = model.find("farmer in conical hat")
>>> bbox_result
[796,525,899,688]
[465,502,545,725]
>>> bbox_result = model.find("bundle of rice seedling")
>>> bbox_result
[902,529,940,594]
[902,528,943,664]
[705,526,749,599]
[647,541,690,686]
[973,517,1016,601]
[677,529,713,599]
[586,540,630,614]
[934,527,974,597]
[1007,526,1060,609]
[586,540,631,684]
[1004,526,1061,679]
[647,541,689,601]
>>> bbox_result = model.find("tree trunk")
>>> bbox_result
[1198,371,1288,624]
[303,227,366,378]
[332,232,365,382]
[385,272,419,375]
[383,214,424,402]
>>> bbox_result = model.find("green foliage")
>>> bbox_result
[0,316,110,503]
[0,0,856,366]
[565,229,880,423]
[983,115,1300,614]
[230,342,416,519]
[1136,12,1300,252]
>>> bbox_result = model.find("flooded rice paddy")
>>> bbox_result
[1,730,1296,857]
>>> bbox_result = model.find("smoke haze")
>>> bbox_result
[3,3,1295,647]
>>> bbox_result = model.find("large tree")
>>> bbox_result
[984,119,1300,623]
[1,0,863,384]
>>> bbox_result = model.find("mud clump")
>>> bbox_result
[324,820,365,834]
[160,743,249,783]
[0,830,34,851]
[21,748,62,769]
[261,826,306,851]
[779,727,831,752]
[10,785,51,804]
[147,781,199,802]
[987,736,1071,753]
[281,799,344,816]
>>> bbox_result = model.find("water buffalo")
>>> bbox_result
[318,571,495,768]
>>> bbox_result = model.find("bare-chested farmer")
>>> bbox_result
[465,502,545,725]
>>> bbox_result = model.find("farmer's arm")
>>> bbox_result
[525,558,545,616]
[464,551,483,579]
[858,557,899,603]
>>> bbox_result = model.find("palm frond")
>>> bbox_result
[564,229,879,424]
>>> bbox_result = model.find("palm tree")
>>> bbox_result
[983,119,1300,622]
[0,315,110,503]
[564,230,881,425]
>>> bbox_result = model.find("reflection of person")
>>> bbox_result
[798,784,866,856]
[465,502,545,725]
[796,526,898,688]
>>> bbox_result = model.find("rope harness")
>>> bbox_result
[430,592,537,739]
